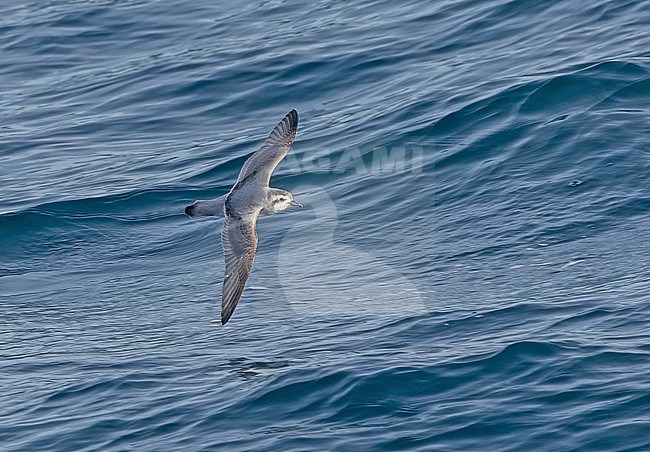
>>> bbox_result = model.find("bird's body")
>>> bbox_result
[185,110,301,324]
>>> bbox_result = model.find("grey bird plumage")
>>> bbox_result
[185,109,301,325]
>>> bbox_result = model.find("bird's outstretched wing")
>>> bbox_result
[220,209,260,325]
[236,109,298,186]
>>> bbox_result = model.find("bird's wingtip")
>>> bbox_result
[286,109,299,130]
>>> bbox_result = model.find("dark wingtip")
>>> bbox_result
[286,109,299,131]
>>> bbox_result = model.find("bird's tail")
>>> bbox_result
[184,195,227,218]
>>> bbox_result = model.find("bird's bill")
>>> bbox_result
[290,200,303,208]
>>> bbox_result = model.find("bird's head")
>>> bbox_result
[269,189,302,213]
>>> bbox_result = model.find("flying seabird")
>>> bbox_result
[185,109,302,324]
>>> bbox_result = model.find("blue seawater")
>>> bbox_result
[1,0,649,450]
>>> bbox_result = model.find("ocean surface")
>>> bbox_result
[1,0,649,450]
